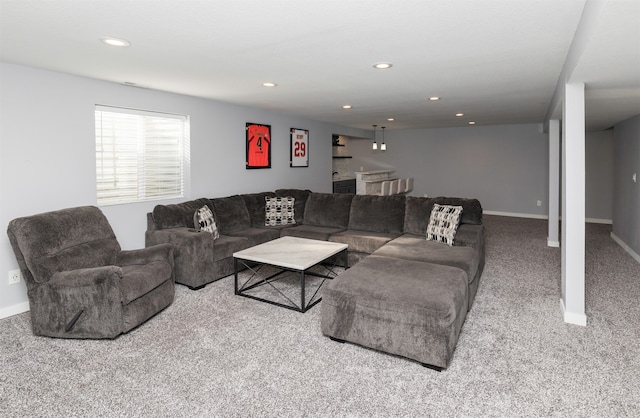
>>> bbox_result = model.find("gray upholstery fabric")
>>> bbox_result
[329,230,398,254]
[348,195,406,234]
[454,224,484,249]
[373,234,482,309]
[279,224,346,241]
[404,196,483,236]
[152,198,213,229]
[212,235,250,261]
[241,191,276,227]
[211,195,252,234]
[145,226,250,288]
[275,189,311,224]
[7,206,174,339]
[433,196,483,225]
[321,255,468,369]
[146,227,215,288]
[303,192,354,228]
[122,279,174,333]
[372,235,479,286]
[403,196,437,236]
[228,227,280,247]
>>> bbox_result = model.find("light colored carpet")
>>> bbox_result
[1,215,639,417]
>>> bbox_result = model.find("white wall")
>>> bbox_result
[345,125,614,221]
[612,114,640,258]
[586,129,614,221]
[349,124,551,216]
[0,63,366,315]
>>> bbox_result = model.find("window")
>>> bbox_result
[95,105,189,205]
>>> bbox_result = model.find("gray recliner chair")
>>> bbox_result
[7,206,175,339]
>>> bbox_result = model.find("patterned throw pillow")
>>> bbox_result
[265,197,296,226]
[426,203,463,246]
[193,205,219,239]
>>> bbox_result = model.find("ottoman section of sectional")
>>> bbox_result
[321,255,468,370]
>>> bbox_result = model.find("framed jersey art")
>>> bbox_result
[246,122,271,169]
[290,128,309,167]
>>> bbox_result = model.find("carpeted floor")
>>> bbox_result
[1,215,639,417]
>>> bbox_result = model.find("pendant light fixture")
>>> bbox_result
[372,124,378,150]
[380,126,387,151]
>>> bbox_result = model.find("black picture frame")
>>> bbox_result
[246,122,271,169]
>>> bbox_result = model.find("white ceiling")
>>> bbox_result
[1,0,638,131]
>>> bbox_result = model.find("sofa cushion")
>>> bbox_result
[152,198,213,229]
[372,235,479,286]
[210,195,252,234]
[403,196,437,236]
[426,204,463,246]
[275,189,311,224]
[241,192,276,227]
[433,197,482,225]
[329,230,398,254]
[454,224,484,249]
[303,192,354,229]
[280,225,346,241]
[228,227,281,247]
[348,195,405,234]
[265,197,296,226]
[193,205,219,239]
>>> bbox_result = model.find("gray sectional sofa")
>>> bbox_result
[146,189,484,369]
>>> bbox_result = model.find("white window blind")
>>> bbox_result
[95,105,189,205]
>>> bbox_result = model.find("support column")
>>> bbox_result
[548,119,560,247]
[561,82,586,326]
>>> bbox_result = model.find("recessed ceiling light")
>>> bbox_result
[468,121,476,125]
[261,82,277,87]
[455,113,464,117]
[100,37,130,47]
[387,118,395,122]
[342,105,352,109]
[428,96,440,101]
[373,62,393,69]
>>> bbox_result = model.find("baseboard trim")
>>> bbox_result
[484,210,547,219]
[547,239,560,247]
[0,301,30,320]
[560,299,587,326]
[484,211,612,225]
[586,217,613,225]
[610,232,640,265]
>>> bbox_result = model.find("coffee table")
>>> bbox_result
[233,236,348,312]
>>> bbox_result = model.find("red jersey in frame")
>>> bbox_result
[246,123,271,169]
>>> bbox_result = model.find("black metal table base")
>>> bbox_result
[234,249,348,313]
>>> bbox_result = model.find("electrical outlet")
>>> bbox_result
[8,269,21,285]
[537,200,542,207]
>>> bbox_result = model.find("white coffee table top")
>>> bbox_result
[233,236,347,270]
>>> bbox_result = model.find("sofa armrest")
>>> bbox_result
[454,224,484,249]
[48,266,122,288]
[117,244,174,267]
[146,227,214,254]
[145,227,216,287]
[30,266,124,338]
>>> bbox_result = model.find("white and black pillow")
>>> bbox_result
[426,203,463,246]
[265,197,296,226]
[194,205,219,239]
